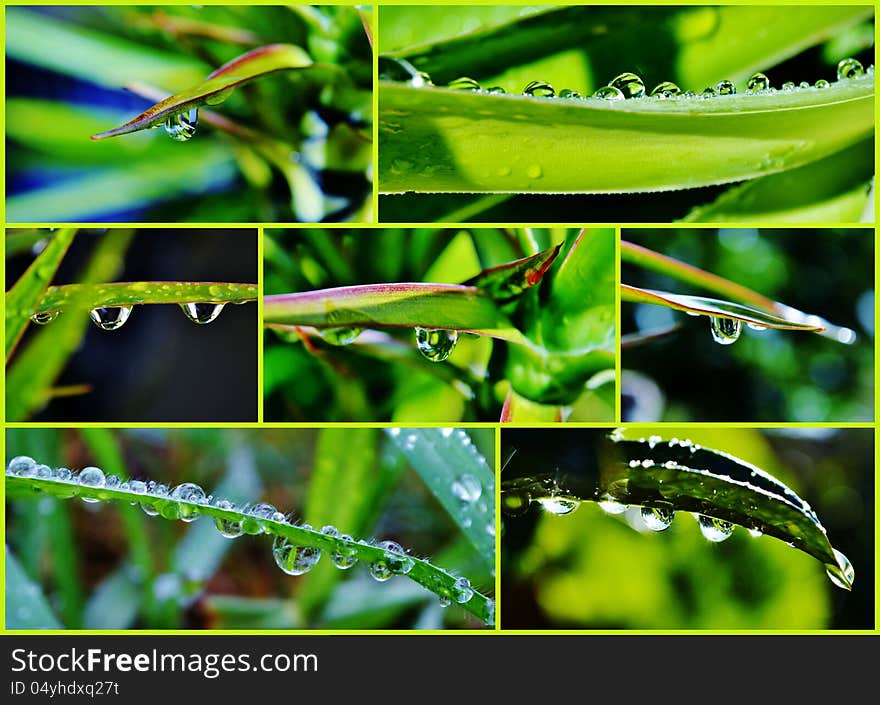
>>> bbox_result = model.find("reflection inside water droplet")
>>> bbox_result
[825,548,855,590]
[640,506,674,531]
[320,326,363,345]
[31,311,59,325]
[746,322,767,331]
[836,58,864,80]
[709,316,742,345]
[536,497,579,515]
[609,72,645,98]
[696,514,734,542]
[415,327,458,361]
[649,81,680,98]
[598,500,628,515]
[523,80,555,97]
[593,85,624,101]
[180,302,224,325]
[273,536,321,576]
[164,108,198,141]
[746,73,770,92]
[89,306,132,331]
[447,77,481,91]
[451,474,482,504]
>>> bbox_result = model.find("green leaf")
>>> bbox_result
[83,566,141,630]
[386,428,495,568]
[35,281,257,314]
[378,74,873,193]
[202,596,301,630]
[5,228,76,360]
[92,44,313,140]
[5,545,63,629]
[464,242,561,302]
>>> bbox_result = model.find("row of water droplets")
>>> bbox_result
[6,456,482,614]
[393,57,870,102]
[31,302,232,330]
[319,325,460,362]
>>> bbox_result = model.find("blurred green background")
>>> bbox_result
[501,427,873,630]
[6,5,372,222]
[621,228,874,422]
[5,427,494,630]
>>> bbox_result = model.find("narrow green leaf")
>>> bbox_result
[35,282,258,314]
[5,545,63,629]
[464,242,561,301]
[92,44,313,140]
[379,75,873,193]
[83,566,141,630]
[5,228,76,360]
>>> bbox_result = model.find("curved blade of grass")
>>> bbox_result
[91,44,312,140]
[35,282,257,314]
[6,545,63,629]
[464,242,561,301]
[386,428,495,569]
[5,473,494,625]
[83,566,141,630]
[5,228,76,360]
[379,75,873,194]
[621,284,824,332]
[264,284,528,343]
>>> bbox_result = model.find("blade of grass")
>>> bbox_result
[82,565,141,630]
[6,545,63,629]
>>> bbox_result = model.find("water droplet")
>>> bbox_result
[369,561,393,582]
[273,536,321,576]
[526,164,543,179]
[746,322,767,331]
[701,86,716,97]
[320,327,363,345]
[748,528,763,538]
[89,306,132,331]
[715,80,736,95]
[78,467,105,503]
[7,456,37,477]
[241,503,277,535]
[380,540,414,574]
[592,85,624,101]
[558,88,582,99]
[501,490,530,516]
[523,80,555,97]
[415,327,458,362]
[799,81,810,89]
[214,499,243,538]
[56,468,72,481]
[451,577,474,603]
[781,81,796,92]
[825,549,855,590]
[180,302,224,325]
[34,464,52,479]
[649,81,680,98]
[746,72,770,92]
[447,77,481,91]
[814,79,830,89]
[640,506,674,531]
[438,593,452,608]
[205,88,233,106]
[709,316,742,345]
[331,534,358,570]
[170,482,206,522]
[598,500,628,515]
[837,58,864,80]
[485,86,506,94]
[451,474,482,504]
[31,311,59,325]
[697,515,734,542]
[609,72,645,98]
[164,108,198,141]
[320,525,339,537]
[537,497,579,515]
[129,480,146,494]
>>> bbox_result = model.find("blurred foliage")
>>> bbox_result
[378,5,874,223]
[621,228,874,422]
[5,229,257,422]
[501,427,874,629]
[6,5,372,222]
[5,427,495,630]
[263,228,615,422]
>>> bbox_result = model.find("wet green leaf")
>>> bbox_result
[464,242,561,302]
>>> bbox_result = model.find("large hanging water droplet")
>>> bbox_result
[89,306,132,331]
[31,312,59,325]
[709,316,742,345]
[641,506,674,531]
[537,497,579,515]
[649,81,680,98]
[78,466,106,503]
[592,85,624,100]
[272,536,322,576]
[331,534,358,570]
[715,80,736,95]
[320,326,363,345]
[447,77,481,91]
[523,80,555,97]
[746,72,770,92]
[180,302,224,325]
[837,58,864,80]
[214,499,243,538]
[7,456,37,477]
[451,577,474,604]
[369,560,393,582]
[451,474,482,504]
[697,515,734,542]
[825,548,855,590]
[415,327,458,362]
[164,108,198,141]
[170,482,206,522]
[609,72,645,98]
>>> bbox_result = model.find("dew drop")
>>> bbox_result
[649,81,680,98]
[438,593,452,608]
[331,534,358,570]
[709,316,742,345]
[170,482,206,522]
[31,311,59,325]
[56,468,72,482]
[380,540,414,574]
[814,79,830,89]
[501,491,530,516]
[415,327,458,362]
[451,577,474,604]
[241,503,277,535]
[89,306,132,331]
[598,500,628,515]
[7,456,37,477]
[214,499,243,538]
[781,81,796,92]
[715,80,736,95]
[746,322,767,331]
[451,474,482,504]
[537,497,579,515]
[697,515,734,542]
[35,464,52,479]
[320,326,363,345]
[526,164,543,179]
[272,536,321,576]
[320,525,339,537]
[748,528,763,538]
[558,88,582,99]
[837,58,864,80]
[592,85,624,101]
[799,81,811,89]
[701,86,716,97]
[447,77,481,91]
[640,506,674,531]
[609,72,645,98]
[369,560,393,582]
[180,302,224,325]
[485,86,506,94]
[825,549,855,590]
[78,467,106,503]
[523,80,555,97]
[164,108,198,141]
[746,72,770,92]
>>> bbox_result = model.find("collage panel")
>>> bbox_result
[378,4,874,224]
[6,5,373,224]
[5,427,496,630]
[6,228,258,422]
[500,427,873,630]
[620,228,874,423]
[263,227,615,423]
